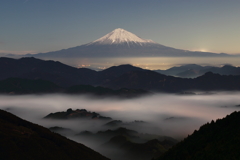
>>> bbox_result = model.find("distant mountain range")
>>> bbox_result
[0,109,109,160]
[154,64,240,78]
[1,57,240,93]
[24,28,230,58]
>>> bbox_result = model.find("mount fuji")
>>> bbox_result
[88,28,155,45]
[27,28,229,58]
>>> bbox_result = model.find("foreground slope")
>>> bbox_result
[0,109,109,160]
[158,111,240,160]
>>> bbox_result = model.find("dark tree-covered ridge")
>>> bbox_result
[158,111,240,160]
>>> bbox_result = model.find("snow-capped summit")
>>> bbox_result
[88,28,155,45]
[28,28,229,58]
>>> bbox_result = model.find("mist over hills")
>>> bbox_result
[99,135,168,160]
[24,28,230,58]
[45,107,178,160]
[2,57,240,94]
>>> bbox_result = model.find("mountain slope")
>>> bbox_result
[96,64,144,84]
[0,77,149,97]
[155,64,240,78]
[154,64,212,77]
[158,111,240,160]
[103,71,240,92]
[0,78,62,94]
[102,70,186,92]
[0,109,110,160]
[26,28,230,58]
[100,136,167,160]
[0,57,146,87]
[66,85,149,97]
[0,57,97,87]
[76,127,177,160]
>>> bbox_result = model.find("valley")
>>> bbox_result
[1,92,240,160]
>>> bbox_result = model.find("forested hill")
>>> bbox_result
[157,111,240,160]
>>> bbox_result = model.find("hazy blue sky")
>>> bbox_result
[1,0,240,55]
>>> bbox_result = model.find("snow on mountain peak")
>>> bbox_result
[89,28,155,45]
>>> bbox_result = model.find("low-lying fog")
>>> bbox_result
[2,92,240,139]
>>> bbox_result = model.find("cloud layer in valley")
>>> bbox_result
[1,92,240,139]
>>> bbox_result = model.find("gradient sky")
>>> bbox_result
[1,0,240,55]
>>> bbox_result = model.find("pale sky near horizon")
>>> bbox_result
[1,0,240,55]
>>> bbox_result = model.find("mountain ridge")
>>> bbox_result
[2,57,240,93]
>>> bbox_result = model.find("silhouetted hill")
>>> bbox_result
[0,109,110,160]
[100,135,167,160]
[190,72,240,91]
[176,69,201,78]
[44,108,112,120]
[49,126,72,132]
[77,127,138,143]
[66,85,149,97]
[0,57,97,87]
[0,57,146,87]
[157,111,240,160]
[103,71,240,92]
[96,64,144,84]
[103,70,188,92]
[76,127,177,160]
[0,78,62,94]
[104,120,123,127]
[0,77,149,97]
[154,64,208,76]
[201,65,240,76]
[48,126,74,136]
[77,127,177,148]
[155,64,240,78]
